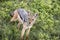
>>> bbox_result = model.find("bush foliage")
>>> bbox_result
[0,0,60,40]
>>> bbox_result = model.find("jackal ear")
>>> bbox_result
[27,10,31,13]
[35,13,38,16]
[34,13,38,18]
[31,13,38,21]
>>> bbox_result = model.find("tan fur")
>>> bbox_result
[10,9,37,40]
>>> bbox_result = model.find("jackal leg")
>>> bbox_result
[10,10,18,22]
[21,23,28,40]
[10,14,18,22]
[17,22,21,30]
[26,28,30,40]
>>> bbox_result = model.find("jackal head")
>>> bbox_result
[29,13,38,24]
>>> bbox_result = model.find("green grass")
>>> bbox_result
[0,0,60,40]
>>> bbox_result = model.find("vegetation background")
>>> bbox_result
[0,0,60,40]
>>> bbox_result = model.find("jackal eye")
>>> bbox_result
[32,18,34,20]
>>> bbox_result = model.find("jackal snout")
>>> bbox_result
[32,13,38,20]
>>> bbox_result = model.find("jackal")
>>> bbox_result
[10,8,38,40]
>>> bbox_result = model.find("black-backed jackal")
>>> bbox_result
[10,8,38,40]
